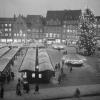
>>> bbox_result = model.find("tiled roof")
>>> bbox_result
[0,18,15,22]
[63,10,81,20]
[26,15,43,28]
[46,10,65,21]
[46,10,81,21]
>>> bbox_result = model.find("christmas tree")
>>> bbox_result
[77,8,97,56]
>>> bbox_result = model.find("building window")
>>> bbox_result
[9,24,11,27]
[40,29,42,32]
[67,29,70,32]
[9,28,11,31]
[14,33,16,36]
[98,25,100,28]
[23,34,25,37]
[5,24,7,27]
[46,33,48,37]
[5,33,8,36]
[5,28,8,31]
[9,33,11,36]
[50,33,52,37]
[17,33,19,36]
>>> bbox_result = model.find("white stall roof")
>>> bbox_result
[19,48,54,72]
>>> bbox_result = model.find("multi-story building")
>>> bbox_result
[62,10,81,45]
[26,15,44,42]
[95,16,100,45]
[96,16,100,37]
[44,10,81,45]
[0,17,15,43]
[44,10,64,44]
[12,15,27,43]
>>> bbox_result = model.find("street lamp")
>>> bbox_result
[35,46,39,84]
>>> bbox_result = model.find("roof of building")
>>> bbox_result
[0,18,15,22]
[46,10,65,21]
[26,15,43,28]
[63,10,81,20]
[46,10,81,21]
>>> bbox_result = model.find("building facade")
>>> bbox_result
[12,15,27,43]
[26,15,44,42]
[44,10,82,45]
[62,10,81,45]
[0,18,15,43]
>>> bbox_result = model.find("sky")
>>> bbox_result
[0,0,100,17]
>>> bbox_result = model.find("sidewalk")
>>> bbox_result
[4,84,100,100]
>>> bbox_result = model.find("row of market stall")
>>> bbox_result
[0,47,21,84]
[19,47,55,83]
[0,47,10,58]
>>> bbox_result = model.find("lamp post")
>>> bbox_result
[35,45,39,84]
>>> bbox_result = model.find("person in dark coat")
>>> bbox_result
[16,79,22,96]
[58,75,62,84]
[0,84,4,98]
[23,80,30,93]
[34,84,39,94]
[74,88,80,98]
[70,66,72,72]
[11,72,14,80]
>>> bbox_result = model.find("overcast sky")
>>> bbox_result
[0,0,100,17]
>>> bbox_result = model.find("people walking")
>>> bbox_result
[11,72,14,80]
[34,84,39,94]
[16,78,22,96]
[74,88,80,99]
[0,84,4,99]
[58,75,62,84]
[70,66,72,72]
[23,80,30,93]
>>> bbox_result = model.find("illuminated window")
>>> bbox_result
[67,29,70,32]
[5,28,8,31]
[14,33,16,36]
[39,74,42,78]
[5,24,7,27]
[23,34,25,37]
[32,73,35,78]
[9,28,11,31]
[46,33,48,37]
[23,72,27,78]
[9,24,11,27]
[50,33,52,37]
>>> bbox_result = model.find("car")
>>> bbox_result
[62,54,85,67]
[52,43,65,50]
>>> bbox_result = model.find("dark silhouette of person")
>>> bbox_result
[58,75,62,84]
[11,72,14,80]
[16,79,22,96]
[0,84,4,98]
[55,64,58,71]
[23,80,30,93]
[74,88,80,98]
[70,66,72,72]
[34,84,39,94]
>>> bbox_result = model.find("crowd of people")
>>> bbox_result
[16,78,40,96]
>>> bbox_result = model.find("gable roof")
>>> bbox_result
[26,15,43,28]
[0,18,15,23]
[46,10,81,21]
[46,10,65,21]
[63,10,81,20]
